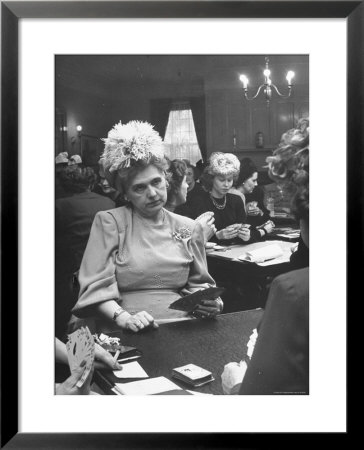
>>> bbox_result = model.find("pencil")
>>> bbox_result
[113,350,120,362]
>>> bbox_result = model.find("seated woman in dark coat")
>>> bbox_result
[230,157,274,235]
[190,152,266,246]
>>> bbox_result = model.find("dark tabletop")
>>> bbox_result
[95,309,263,395]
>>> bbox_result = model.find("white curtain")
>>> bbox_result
[163,106,202,165]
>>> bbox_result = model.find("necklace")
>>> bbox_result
[210,194,227,210]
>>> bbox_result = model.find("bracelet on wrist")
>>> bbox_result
[112,306,128,322]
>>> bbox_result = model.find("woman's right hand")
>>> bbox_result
[55,360,93,395]
[221,361,248,395]
[116,310,159,332]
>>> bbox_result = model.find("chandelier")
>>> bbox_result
[239,57,295,106]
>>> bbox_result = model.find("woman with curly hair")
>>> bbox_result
[191,152,264,245]
[174,159,205,219]
[165,158,216,243]
[267,118,309,270]
[164,158,190,213]
[69,121,223,334]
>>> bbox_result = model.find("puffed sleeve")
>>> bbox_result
[181,221,216,294]
[72,211,121,317]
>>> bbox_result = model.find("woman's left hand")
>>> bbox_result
[193,298,223,318]
[262,220,275,234]
[238,226,251,242]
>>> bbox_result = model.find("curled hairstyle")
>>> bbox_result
[166,159,187,200]
[59,165,97,194]
[266,118,309,221]
[200,153,240,192]
[182,159,199,180]
[236,157,258,187]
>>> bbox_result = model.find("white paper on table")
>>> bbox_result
[114,376,182,395]
[155,317,193,325]
[238,243,283,263]
[257,254,290,266]
[276,233,300,238]
[186,390,213,396]
[113,361,149,379]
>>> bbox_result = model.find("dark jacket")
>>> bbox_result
[240,267,309,395]
[190,191,261,245]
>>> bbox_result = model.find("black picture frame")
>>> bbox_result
[1,1,361,447]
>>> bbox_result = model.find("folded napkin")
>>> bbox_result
[238,244,283,263]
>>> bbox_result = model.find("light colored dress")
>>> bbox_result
[71,206,215,322]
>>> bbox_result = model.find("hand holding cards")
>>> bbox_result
[66,326,95,388]
[169,287,225,313]
[237,223,251,241]
[257,220,275,234]
[246,201,262,216]
[217,223,240,240]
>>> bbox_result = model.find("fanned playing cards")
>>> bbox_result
[66,326,95,388]
[169,287,225,313]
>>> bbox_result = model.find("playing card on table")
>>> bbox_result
[66,326,95,388]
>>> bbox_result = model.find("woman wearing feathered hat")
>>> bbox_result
[70,121,223,333]
[192,152,262,245]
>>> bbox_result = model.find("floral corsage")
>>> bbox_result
[172,226,192,241]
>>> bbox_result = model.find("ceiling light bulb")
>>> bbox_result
[286,71,295,84]
[239,75,249,88]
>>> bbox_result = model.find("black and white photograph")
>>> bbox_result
[54,54,309,396]
[2,0,356,443]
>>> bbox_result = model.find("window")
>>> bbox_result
[163,102,202,165]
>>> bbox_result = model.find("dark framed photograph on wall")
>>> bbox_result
[1,1,360,447]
